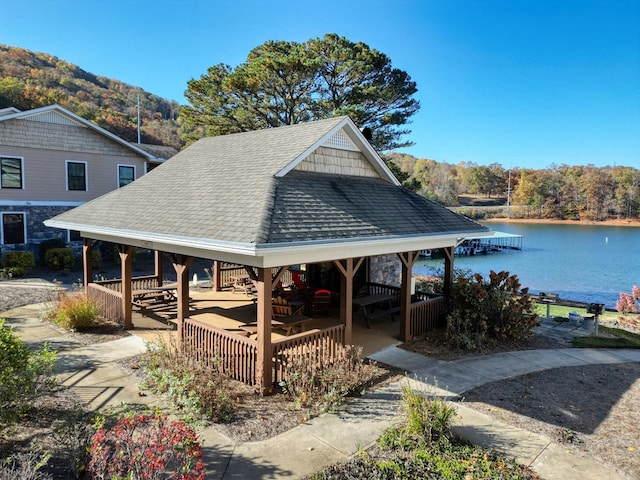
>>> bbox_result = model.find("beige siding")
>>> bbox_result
[0,119,136,156]
[0,146,147,203]
[295,146,379,178]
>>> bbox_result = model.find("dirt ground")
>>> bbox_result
[2,272,639,478]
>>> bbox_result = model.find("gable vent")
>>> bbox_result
[24,112,81,127]
[325,130,358,151]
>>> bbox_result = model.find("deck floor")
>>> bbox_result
[130,289,402,357]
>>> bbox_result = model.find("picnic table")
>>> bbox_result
[239,314,313,336]
[132,286,177,308]
[230,274,256,295]
[352,293,395,328]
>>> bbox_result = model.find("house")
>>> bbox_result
[45,115,490,391]
[0,104,165,255]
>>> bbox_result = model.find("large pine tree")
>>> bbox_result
[180,34,420,151]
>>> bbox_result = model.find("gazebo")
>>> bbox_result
[45,116,490,392]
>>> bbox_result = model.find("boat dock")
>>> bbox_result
[419,231,523,258]
[464,230,523,254]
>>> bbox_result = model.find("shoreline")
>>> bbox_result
[483,217,640,228]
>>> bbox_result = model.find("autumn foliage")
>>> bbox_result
[446,271,539,350]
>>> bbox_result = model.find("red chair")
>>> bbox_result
[291,270,305,290]
[311,289,331,316]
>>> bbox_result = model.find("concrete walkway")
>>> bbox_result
[2,305,636,480]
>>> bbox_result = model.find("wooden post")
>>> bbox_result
[397,251,419,342]
[256,267,273,394]
[212,260,222,292]
[440,246,455,298]
[171,254,193,343]
[119,245,135,329]
[154,250,164,286]
[333,257,364,346]
[82,238,93,295]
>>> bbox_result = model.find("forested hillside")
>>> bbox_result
[1,44,637,221]
[386,152,640,221]
[0,44,181,148]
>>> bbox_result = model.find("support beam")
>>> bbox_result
[212,260,222,292]
[333,257,364,345]
[171,254,193,343]
[440,246,455,298]
[256,267,273,394]
[154,250,164,286]
[82,239,94,295]
[397,251,419,342]
[119,245,135,329]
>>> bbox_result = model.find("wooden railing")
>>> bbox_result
[364,282,401,303]
[87,282,124,325]
[218,265,246,288]
[219,265,305,289]
[182,318,258,385]
[272,324,345,385]
[95,275,161,292]
[409,295,447,338]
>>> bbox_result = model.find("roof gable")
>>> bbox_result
[0,104,154,160]
[274,116,399,184]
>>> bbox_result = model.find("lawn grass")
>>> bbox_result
[573,325,640,348]
[534,303,620,322]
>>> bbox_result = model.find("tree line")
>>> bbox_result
[388,152,640,221]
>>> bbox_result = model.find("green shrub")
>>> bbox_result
[1,250,35,277]
[38,237,67,261]
[0,451,52,480]
[91,248,103,269]
[141,337,237,423]
[47,292,100,330]
[309,383,537,480]
[280,344,379,414]
[380,384,456,451]
[445,270,539,350]
[0,319,56,432]
[51,406,95,478]
[44,247,75,271]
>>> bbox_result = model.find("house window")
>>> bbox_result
[118,165,135,187]
[1,156,23,189]
[1,213,26,245]
[66,161,87,191]
[68,230,82,242]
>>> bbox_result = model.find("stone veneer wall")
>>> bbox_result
[0,205,76,257]
[369,254,401,287]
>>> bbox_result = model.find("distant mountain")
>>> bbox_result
[0,44,182,149]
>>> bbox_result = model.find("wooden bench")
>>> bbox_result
[369,306,401,322]
[277,314,314,335]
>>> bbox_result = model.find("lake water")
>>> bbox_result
[414,222,640,308]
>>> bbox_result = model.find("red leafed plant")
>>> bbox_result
[616,285,640,314]
[88,412,205,480]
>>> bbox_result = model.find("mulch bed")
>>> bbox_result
[3,276,638,478]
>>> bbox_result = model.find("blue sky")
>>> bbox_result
[1,0,638,169]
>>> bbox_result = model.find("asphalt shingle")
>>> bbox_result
[47,116,488,249]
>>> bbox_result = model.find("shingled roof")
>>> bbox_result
[45,116,489,267]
